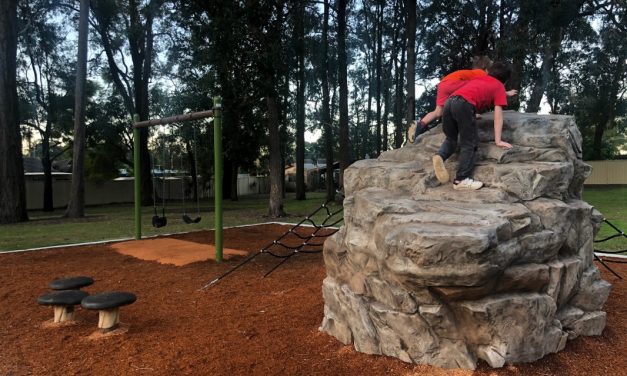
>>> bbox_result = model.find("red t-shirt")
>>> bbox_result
[451,75,507,112]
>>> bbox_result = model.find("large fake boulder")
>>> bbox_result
[320,112,611,369]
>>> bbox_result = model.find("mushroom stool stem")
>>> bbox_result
[98,308,121,332]
[53,305,75,322]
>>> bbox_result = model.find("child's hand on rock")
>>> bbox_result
[496,140,513,149]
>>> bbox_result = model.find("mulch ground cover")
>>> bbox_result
[1,223,625,376]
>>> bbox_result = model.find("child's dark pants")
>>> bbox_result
[437,96,478,181]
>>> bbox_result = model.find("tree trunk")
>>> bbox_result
[591,56,625,159]
[361,3,373,160]
[130,0,155,206]
[526,27,563,113]
[337,0,349,190]
[394,44,406,148]
[0,0,27,223]
[230,161,239,201]
[295,0,306,200]
[65,0,89,218]
[321,0,334,202]
[473,2,496,56]
[404,0,416,126]
[382,70,391,151]
[375,1,384,156]
[42,121,53,212]
[388,0,405,148]
[92,0,158,206]
[267,93,285,217]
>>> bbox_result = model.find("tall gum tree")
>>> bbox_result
[320,0,334,201]
[294,0,306,200]
[404,0,416,131]
[337,0,349,190]
[65,0,90,218]
[91,0,164,205]
[0,0,28,223]
[247,0,288,217]
[18,1,74,212]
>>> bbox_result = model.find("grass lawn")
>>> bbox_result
[0,192,342,251]
[1,187,625,252]
[583,186,627,252]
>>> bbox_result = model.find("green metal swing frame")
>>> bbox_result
[131,96,224,262]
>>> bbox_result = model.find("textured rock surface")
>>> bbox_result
[320,112,611,369]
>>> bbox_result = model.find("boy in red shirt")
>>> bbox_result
[432,61,513,190]
[408,57,516,143]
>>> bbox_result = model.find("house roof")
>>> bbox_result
[23,157,43,173]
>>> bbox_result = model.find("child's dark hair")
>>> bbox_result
[471,56,492,70]
[488,61,512,84]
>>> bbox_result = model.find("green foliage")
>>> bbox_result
[11,0,627,221]
[561,20,626,160]
[84,145,122,183]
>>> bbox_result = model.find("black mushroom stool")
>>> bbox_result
[81,292,137,333]
[49,276,94,290]
[37,290,90,323]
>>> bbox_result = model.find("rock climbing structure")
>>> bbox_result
[320,112,611,369]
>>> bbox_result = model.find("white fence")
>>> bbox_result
[24,160,624,210]
[25,174,270,210]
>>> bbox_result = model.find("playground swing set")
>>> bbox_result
[149,128,202,228]
[132,96,225,261]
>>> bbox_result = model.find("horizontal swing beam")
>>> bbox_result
[133,110,214,128]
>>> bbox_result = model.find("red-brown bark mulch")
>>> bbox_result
[0,224,625,376]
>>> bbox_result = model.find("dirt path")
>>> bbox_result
[0,224,625,376]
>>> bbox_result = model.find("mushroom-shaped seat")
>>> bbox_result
[81,292,137,332]
[48,276,94,290]
[38,290,89,323]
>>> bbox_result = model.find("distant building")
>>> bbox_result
[23,157,72,173]
[285,159,340,191]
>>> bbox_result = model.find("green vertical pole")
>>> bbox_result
[213,97,223,262]
[133,114,142,240]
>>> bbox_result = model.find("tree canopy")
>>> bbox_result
[0,0,624,223]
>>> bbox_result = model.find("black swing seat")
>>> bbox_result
[182,214,201,224]
[152,215,168,228]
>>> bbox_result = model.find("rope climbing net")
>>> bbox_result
[594,218,626,279]
[200,201,344,289]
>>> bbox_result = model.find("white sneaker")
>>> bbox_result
[432,155,449,184]
[407,121,417,143]
[453,178,484,190]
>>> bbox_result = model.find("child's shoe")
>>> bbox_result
[408,121,427,143]
[453,178,483,190]
[432,155,449,184]
[407,121,417,143]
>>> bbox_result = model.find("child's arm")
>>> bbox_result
[493,106,512,149]
[506,89,518,97]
